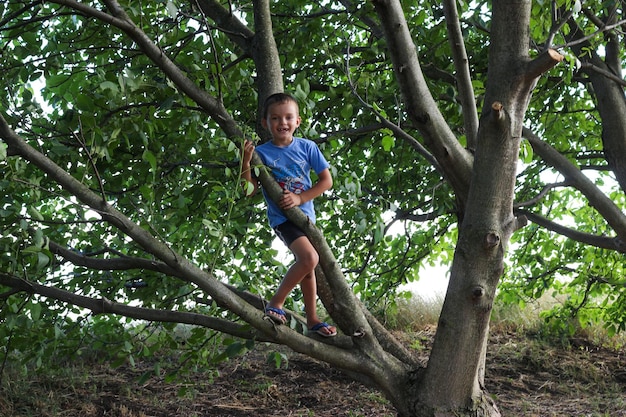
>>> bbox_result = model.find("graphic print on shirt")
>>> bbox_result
[269,158,307,194]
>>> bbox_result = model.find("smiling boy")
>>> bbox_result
[241,93,336,337]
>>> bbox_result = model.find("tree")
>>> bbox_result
[1,0,625,415]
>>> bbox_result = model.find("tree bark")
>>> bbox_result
[372,0,474,208]
[371,1,559,414]
[567,15,626,195]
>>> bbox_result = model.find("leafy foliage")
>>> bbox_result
[1,0,625,390]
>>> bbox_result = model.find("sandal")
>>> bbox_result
[264,306,287,325]
[309,322,337,337]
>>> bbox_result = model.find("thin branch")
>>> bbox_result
[515,209,626,253]
[580,62,626,87]
[345,51,443,174]
[544,8,574,49]
[0,0,44,30]
[73,125,107,202]
[442,0,479,148]
[193,0,223,101]
[0,272,269,341]
[555,17,626,49]
[514,181,569,208]
[48,240,180,274]
[523,126,626,250]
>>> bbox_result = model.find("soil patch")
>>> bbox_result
[1,329,625,416]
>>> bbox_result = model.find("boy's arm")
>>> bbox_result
[279,168,332,210]
[240,140,259,196]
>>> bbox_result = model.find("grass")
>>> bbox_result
[2,296,626,416]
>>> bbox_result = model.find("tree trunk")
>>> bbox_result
[569,25,626,193]
[371,1,559,415]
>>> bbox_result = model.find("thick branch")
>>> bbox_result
[249,152,372,336]
[194,0,254,51]
[372,0,473,206]
[524,49,564,81]
[524,127,626,244]
[249,150,414,375]
[51,0,242,138]
[1,113,400,380]
[251,0,284,137]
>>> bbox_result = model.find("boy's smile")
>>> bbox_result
[263,101,301,146]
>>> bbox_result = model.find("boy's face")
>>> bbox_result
[262,100,301,144]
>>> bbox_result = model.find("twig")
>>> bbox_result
[72,119,107,202]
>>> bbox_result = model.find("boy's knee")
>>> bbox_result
[298,250,319,269]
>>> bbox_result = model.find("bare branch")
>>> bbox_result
[73,127,107,202]
[48,240,181,275]
[443,0,479,148]
[556,17,626,49]
[515,209,626,252]
[544,8,574,49]
[523,126,626,244]
[345,58,443,173]
[580,62,626,87]
[514,181,570,208]
[0,272,269,341]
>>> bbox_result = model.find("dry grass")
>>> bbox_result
[2,298,626,417]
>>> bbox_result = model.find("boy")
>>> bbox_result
[241,93,337,337]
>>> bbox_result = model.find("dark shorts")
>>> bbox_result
[273,220,306,247]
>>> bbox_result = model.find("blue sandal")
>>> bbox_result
[264,307,286,325]
[309,322,337,337]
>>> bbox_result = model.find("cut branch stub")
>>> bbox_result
[491,101,504,122]
[484,232,500,248]
[472,286,485,299]
[525,48,564,81]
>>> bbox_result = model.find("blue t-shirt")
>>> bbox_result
[255,137,330,228]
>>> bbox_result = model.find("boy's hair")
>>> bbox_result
[262,93,299,119]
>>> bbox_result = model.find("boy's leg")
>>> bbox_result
[268,236,318,310]
[283,237,336,336]
[299,268,336,336]
[268,224,336,336]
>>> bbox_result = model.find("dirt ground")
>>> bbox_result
[2,328,626,417]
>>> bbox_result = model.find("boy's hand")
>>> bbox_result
[279,189,302,209]
[240,140,259,197]
[242,140,255,166]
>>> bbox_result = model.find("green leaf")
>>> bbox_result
[137,370,153,385]
[142,149,157,176]
[99,80,118,93]
[30,302,42,321]
[244,181,255,196]
[36,251,50,269]
[340,103,353,119]
[267,351,289,369]
[381,135,394,152]
[166,1,178,18]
